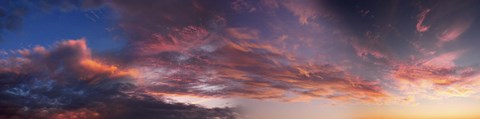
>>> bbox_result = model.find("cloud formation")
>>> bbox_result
[416,9,430,33]
[99,0,392,103]
[127,26,388,103]
[0,39,236,119]
[4,1,480,117]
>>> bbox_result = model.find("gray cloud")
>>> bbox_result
[0,39,236,119]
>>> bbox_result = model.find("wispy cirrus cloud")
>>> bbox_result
[130,26,389,103]
[437,18,473,44]
[416,9,430,33]
[101,0,391,104]
[389,50,480,99]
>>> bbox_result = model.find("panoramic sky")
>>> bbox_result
[1,0,480,119]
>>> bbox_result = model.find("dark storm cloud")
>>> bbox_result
[0,39,236,119]
[105,0,389,103]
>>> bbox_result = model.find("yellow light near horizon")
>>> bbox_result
[354,103,480,119]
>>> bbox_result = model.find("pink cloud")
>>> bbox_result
[350,31,391,61]
[424,50,465,68]
[388,50,480,100]
[437,17,473,44]
[416,9,430,33]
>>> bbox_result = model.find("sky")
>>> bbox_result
[2,0,480,119]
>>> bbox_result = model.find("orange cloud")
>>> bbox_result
[51,109,100,119]
[0,38,236,119]
[80,59,138,79]
[7,39,138,82]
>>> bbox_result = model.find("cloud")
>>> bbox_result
[230,0,328,25]
[225,27,260,40]
[423,50,465,68]
[350,31,391,60]
[437,18,473,43]
[416,9,430,33]
[9,1,480,118]
[413,0,477,47]
[390,51,480,99]
[0,39,236,119]
[106,0,227,45]
[280,0,326,25]
[127,26,389,103]
[99,0,392,104]
[11,0,470,105]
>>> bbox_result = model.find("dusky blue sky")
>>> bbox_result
[0,1,125,52]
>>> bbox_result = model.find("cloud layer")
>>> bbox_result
[0,39,236,119]
[97,0,480,103]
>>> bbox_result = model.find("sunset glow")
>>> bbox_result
[1,0,480,119]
